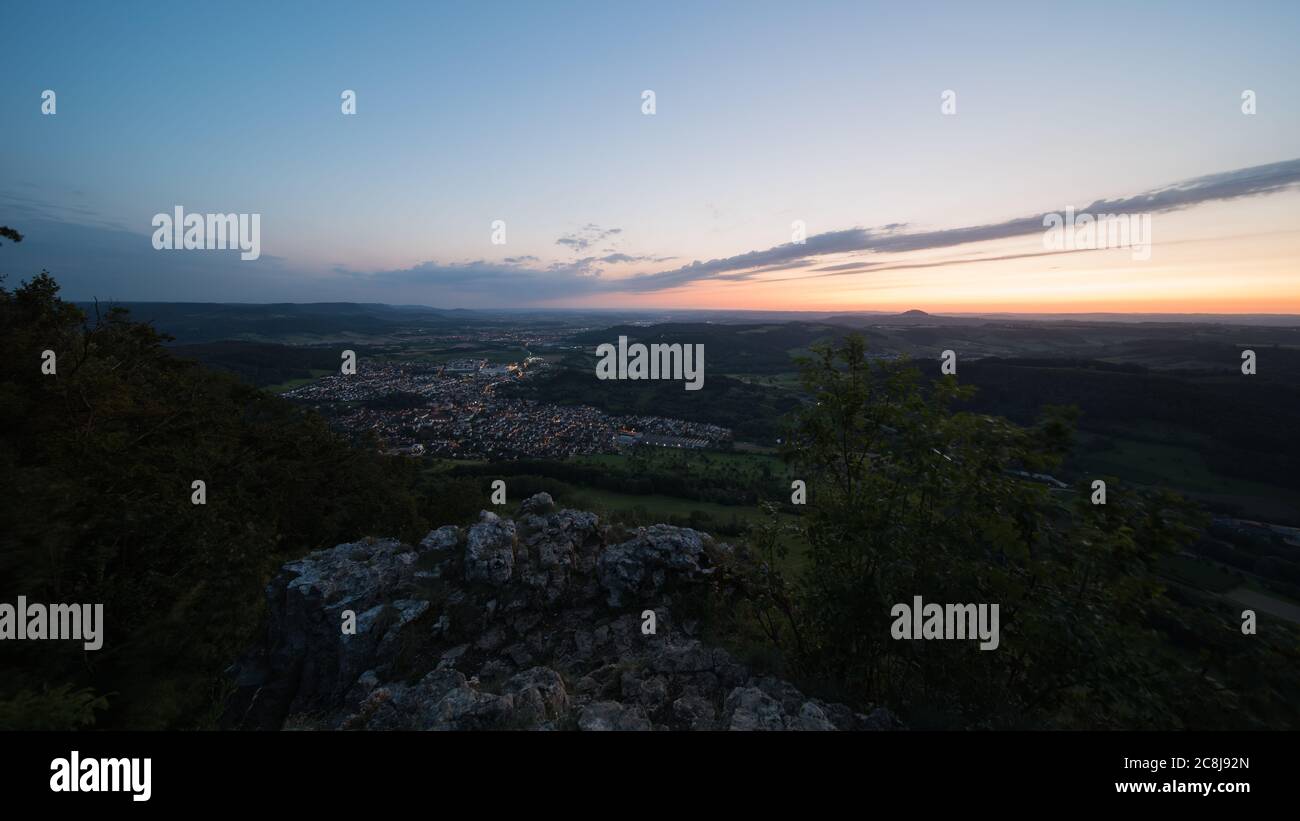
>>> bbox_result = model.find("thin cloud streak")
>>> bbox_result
[608,158,1300,294]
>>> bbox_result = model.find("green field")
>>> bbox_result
[370,345,527,364]
[572,448,790,483]
[566,485,809,572]
[1075,435,1247,494]
[1155,552,1300,619]
[573,449,804,567]
[726,371,803,390]
[569,486,756,519]
[1073,433,1300,521]
[1157,554,1241,593]
[1223,587,1300,626]
[262,369,333,393]
[422,458,488,473]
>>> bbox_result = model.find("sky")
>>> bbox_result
[2,0,1298,312]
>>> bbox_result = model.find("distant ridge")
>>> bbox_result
[71,302,1300,344]
[73,301,470,344]
[823,309,970,327]
[818,310,1300,328]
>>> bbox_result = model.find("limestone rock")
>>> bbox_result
[223,493,899,733]
[465,512,516,586]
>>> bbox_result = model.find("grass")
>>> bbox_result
[725,371,803,390]
[569,486,755,518]
[262,369,333,393]
[733,441,780,454]
[564,485,809,572]
[1156,554,1241,594]
[1075,436,1228,493]
[422,457,487,473]
[1073,432,1300,522]
[572,448,790,483]
[1221,587,1300,626]
[371,346,526,365]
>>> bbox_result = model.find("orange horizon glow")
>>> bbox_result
[559,296,1300,316]
[547,198,1300,315]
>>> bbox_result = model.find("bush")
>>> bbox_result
[0,272,432,728]
[729,334,1298,729]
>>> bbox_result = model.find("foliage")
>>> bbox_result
[504,366,800,442]
[727,333,1298,728]
[0,684,109,730]
[0,272,434,728]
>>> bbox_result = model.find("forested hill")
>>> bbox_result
[70,301,469,343]
[2,275,434,729]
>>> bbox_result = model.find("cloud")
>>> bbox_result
[357,256,606,304]
[607,158,1300,293]
[556,224,623,252]
[0,218,292,302]
[597,252,676,265]
[8,158,1298,307]
[0,187,130,233]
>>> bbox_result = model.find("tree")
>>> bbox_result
[0,273,430,728]
[731,333,1287,728]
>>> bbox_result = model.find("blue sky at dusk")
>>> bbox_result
[2,0,1299,310]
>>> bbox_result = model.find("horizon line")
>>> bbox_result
[65,299,1300,320]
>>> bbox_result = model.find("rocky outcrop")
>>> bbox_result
[464,512,516,586]
[597,524,715,607]
[223,493,897,731]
